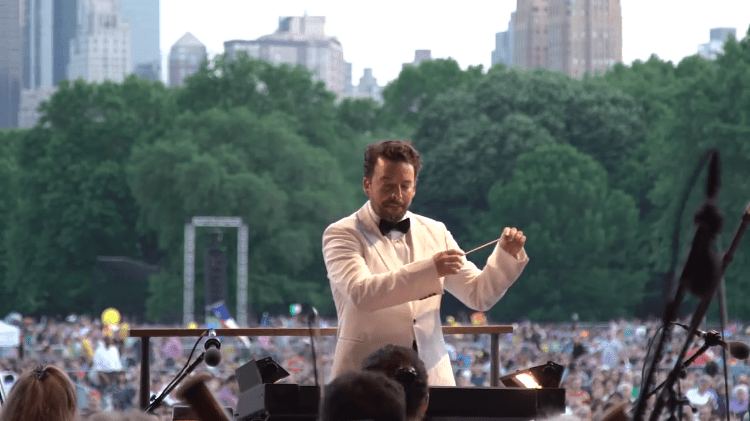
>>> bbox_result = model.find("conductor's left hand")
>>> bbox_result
[499,227,526,258]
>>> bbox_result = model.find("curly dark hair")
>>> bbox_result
[362,345,429,420]
[364,140,422,179]
[321,370,406,421]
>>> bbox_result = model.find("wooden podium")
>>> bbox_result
[129,325,513,410]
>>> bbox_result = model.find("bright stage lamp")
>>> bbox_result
[499,361,564,389]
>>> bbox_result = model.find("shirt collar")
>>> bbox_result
[367,201,410,239]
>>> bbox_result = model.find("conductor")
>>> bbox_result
[322,140,528,385]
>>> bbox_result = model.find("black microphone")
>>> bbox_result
[680,151,724,299]
[204,329,222,367]
[674,323,750,359]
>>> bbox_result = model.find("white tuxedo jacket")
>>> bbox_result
[322,202,529,386]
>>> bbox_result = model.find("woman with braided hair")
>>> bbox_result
[0,364,78,421]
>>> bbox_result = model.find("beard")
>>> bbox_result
[375,199,410,222]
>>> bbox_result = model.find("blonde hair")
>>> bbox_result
[0,365,78,421]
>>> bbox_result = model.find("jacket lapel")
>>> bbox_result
[355,202,402,272]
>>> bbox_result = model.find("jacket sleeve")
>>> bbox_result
[323,223,444,312]
[442,226,529,311]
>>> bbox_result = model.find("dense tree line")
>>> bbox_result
[1,27,750,323]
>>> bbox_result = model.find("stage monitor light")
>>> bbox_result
[499,361,564,389]
[235,357,290,393]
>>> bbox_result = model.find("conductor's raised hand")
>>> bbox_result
[433,249,465,277]
[500,227,526,258]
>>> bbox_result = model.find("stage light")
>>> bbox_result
[235,357,290,392]
[499,361,564,389]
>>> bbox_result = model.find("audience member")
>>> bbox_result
[85,409,159,421]
[321,370,406,421]
[686,375,717,410]
[362,345,429,421]
[0,364,77,421]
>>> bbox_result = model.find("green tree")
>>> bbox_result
[0,129,22,314]
[3,76,173,315]
[411,67,645,248]
[127,107,355,320]
[381,58,483,127]
[645,29,750,318]
[474,143,645,321]
[175,53,341,155]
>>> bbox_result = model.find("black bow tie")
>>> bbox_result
[379,218,410,236]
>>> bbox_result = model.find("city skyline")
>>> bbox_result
[159,0,750,85]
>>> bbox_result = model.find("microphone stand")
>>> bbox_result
[645,204,750,421]
[307,308,325,398]
[644,330,724,400]
[145,352,206,414]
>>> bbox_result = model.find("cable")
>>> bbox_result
[640,324,664,396]
[148,330,208,409]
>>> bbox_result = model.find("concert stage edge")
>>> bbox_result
[129,326,566,420]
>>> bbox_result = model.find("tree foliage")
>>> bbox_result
[3,76,172,315]
[474,143,645,320]
[411,67,645,248]
[3,27,750,322]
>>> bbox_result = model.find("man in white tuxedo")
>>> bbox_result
[322,140,528,386]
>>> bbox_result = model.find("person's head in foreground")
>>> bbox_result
[0,364,77,421]
[321,370,406,421]
[363,140,422,223]
[362,344,429,421]
[86,410,160,421]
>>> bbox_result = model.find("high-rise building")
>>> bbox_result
[224,15,346,98]
[344,68,382,103]
[23,0,55,89]
[413,49,432,65]
[512,0,622,78]
[18,86,56,128]
[698,27,736,60]
[168,32,206,87]
[19,0,77,128]
[1,0,23,128]
[53,0,78,85]
[492,12,515,67]
[120,0,160,80]
[68,0,131,83]
[344,61,353,95]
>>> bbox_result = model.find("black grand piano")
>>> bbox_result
[231,383,566,421]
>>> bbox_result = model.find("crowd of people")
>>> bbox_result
[2,312,750,420]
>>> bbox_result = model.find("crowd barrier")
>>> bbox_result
[129,325,513,409]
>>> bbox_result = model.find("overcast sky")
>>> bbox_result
[159,0,750,85]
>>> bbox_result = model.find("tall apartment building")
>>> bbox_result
[18,0,77,128]
[512,0,621,78]
[168,32,206,87]
[402,49,433,70]
[224,15,346,98]
[413,49,432,66]
[24,0,55,89]
[344,68,382,103]
[18,86,57,127]
[344,61,353,95]
[698,27,736,60]
[68,0,131,83]
[53,0,77,85]
[120,0,160,81]
[1,0,23,128]
[492,13,515,67]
